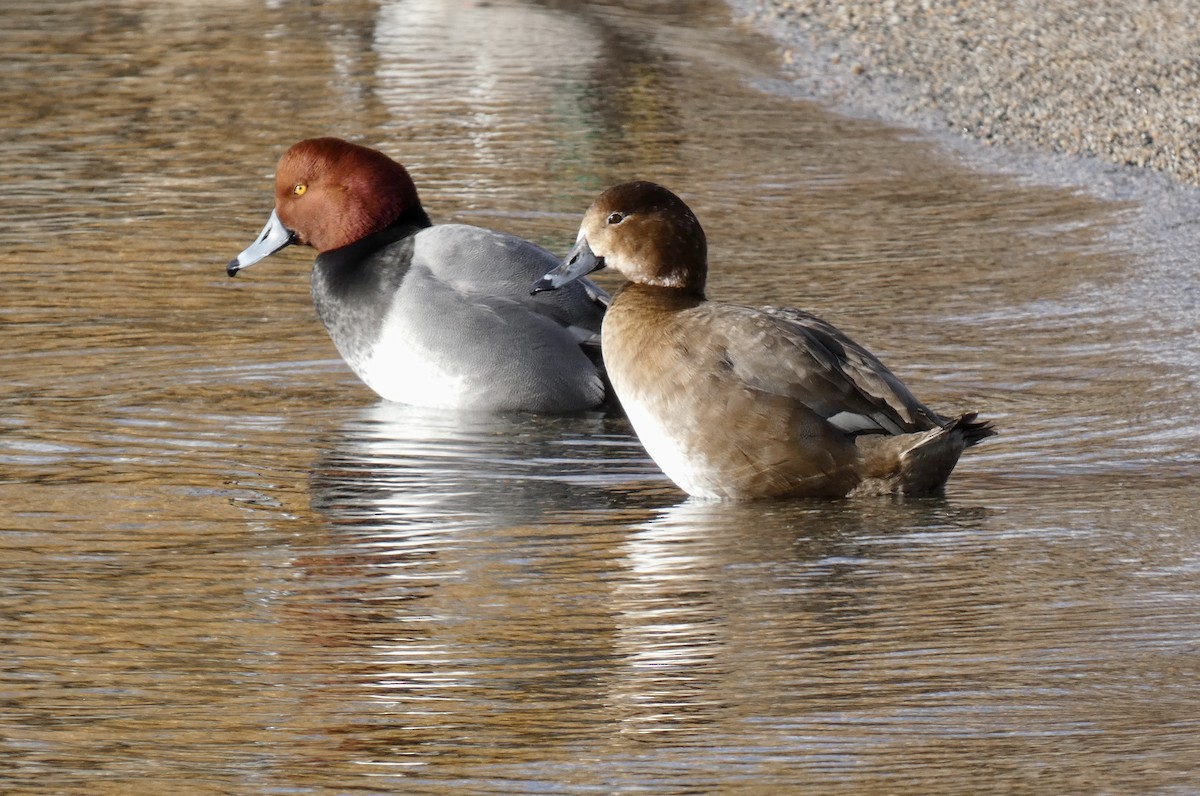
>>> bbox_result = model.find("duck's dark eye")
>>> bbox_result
[606,212,624,225]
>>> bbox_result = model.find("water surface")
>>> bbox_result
[2,0,1198,793]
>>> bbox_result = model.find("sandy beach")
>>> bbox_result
[732,0,1200,187]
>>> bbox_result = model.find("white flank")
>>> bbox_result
[356,325,470,409]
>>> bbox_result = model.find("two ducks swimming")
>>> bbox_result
[229,138,993,500]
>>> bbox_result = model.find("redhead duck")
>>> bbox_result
[227,137,608,412]
[533,181,994,499]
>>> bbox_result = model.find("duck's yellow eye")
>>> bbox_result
[293,183,307,196]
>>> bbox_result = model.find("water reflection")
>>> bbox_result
[310,403,657,524]
[610,502,730,737]
[3,0,1200,792]
[369,0,693,217]
[373,0,603,183]
[607,495,999,740]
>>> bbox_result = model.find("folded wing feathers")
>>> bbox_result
[719,304,943,436]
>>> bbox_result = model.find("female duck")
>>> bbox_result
[534,181,994,499]
[228,137,608,413]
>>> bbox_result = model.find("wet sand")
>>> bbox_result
[729,0,1200,281]
[732,0,1200,185]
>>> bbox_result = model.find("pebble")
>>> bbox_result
[732,0,1200,185]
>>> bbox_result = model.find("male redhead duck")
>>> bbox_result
[533,181,995,499]
[227,137,609,412]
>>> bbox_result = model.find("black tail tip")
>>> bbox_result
[952,412,997,446]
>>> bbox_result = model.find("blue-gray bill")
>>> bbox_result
[531,236,604,295]
[227,210,296,277]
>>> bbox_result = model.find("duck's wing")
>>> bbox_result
[713,303,945,435]
[413,223,608,336]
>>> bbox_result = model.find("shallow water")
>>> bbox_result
[2,0,1199,793]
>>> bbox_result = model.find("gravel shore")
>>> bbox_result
[731,0,1200,186]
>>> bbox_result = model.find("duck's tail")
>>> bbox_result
[956,411,997,448]
[852,412,995,496]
